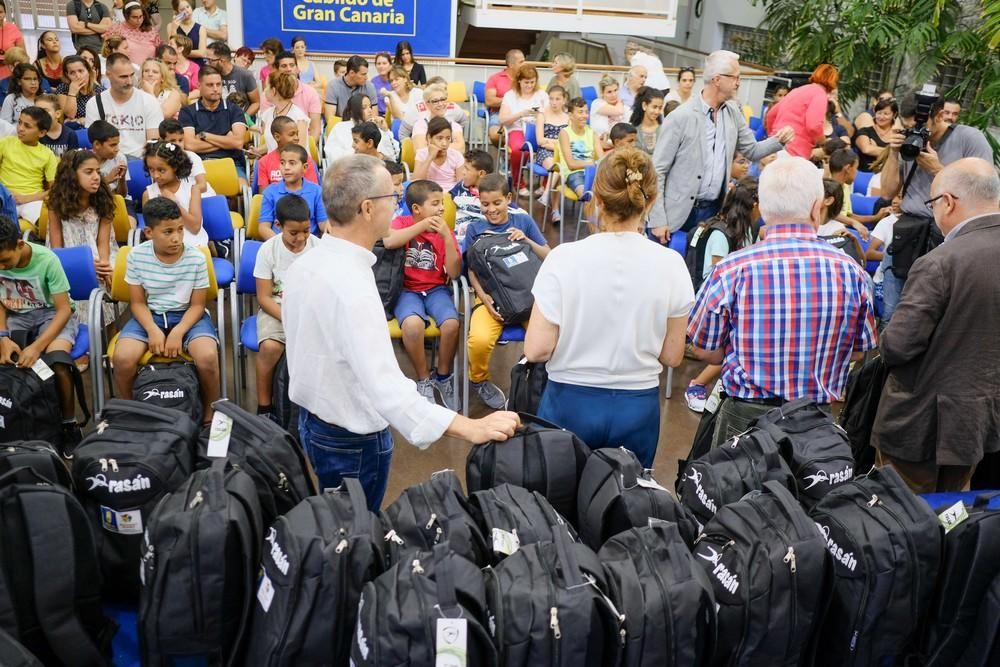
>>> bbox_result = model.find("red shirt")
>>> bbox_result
[485,70,513,110]
[256,149,319,191]
[391,215,457,293]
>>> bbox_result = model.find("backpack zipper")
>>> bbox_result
[871,495,922,637]
[746,498,800,662]
[638,537,676,661]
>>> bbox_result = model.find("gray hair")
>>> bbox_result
[322,154,385,226]
[936,158,1000,205]
[703,50,740,84]
[758,156,824,223]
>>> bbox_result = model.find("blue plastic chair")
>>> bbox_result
[518,122,556,224]
[126,159,150,206]
[749,116,767,141]
[471,80,489,149]
[75,127,92,150]
[848,228,880,274]
[668,230,689,258]
[851,193,880,216]
[233,240,263,406]
[51,246,103,405]
[853,170,875,196]
[581,86,598,108]
[201,196,237,288]
[558,165,597,245]
[391,118,402,142]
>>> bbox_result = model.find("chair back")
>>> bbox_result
[447,81,468,103]
[35,203,49,241]
[51,246,100,300]
[112,195,131,244]
[443,192,457,230]
[201,195,236,243]
[851,193,880,216]
[472,81,486,105]
[521,122,540,152]
[75,128,92,149]
[391,118,402,142]
[400,137,415,171]
[854,170,875,196]
[111,245,219,303]
[308,136,321,165]
[581,86,598,107]
[236,240,263,296]
[203,158,241,198]
[246,193,263,240]
[127,159,150,204]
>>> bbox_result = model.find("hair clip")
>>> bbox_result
[163,142,177,151]
[625,168,643,183]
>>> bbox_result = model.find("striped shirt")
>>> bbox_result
[125,242,209,313]
[688,222,878,403]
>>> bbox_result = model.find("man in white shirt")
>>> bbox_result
[192,0,227,42]
[84,53,163,160]
[282,154,520,509]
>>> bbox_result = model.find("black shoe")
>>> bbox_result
[60,422,83,459]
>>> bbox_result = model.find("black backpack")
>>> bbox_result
[888,214,940,279]
[485,527,624,667]
[139,462,263,667]
[599,521,717,667]
[577,447,699,550]
[0,439,72,487]
[675,401,721,491]
[133,362,203,425]
[245,479,385,667]
[838,352,887,473]
[508,356,548,414]
[352,542,498,666]
[0,351,88,452]
[685,219,729,293]
[270,354,301,442]
[676,428,795,530]
[0,627,43,667]
[750,398,856,508]
[693,481,834,666]
[465,232,542,324]
[809,465,943,666]
[196,399,318,527]
[372,239,405,320]
[72,399,198,601]
[466,413,590,525]
[922,492,1000,666]
[820,234,866,267]
[0,467,117,666]
[382,469,490,567]
[470,483,578,563]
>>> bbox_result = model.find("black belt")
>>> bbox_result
[730,396,789,407]
[693,197,721,208]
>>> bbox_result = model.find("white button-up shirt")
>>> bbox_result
[699,97,728,202]
[282,235,455,447]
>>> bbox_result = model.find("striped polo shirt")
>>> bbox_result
[125,241,209,313]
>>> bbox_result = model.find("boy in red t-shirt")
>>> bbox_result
[383,179,461,410]
[254,116,319,192]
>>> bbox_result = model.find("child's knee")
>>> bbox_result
[401,315,425,338]
[440,318,459,338]
[113,341,145,371]
[188,339,219,370]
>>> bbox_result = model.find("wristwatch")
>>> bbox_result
[0,331,10,339]
[197,131,207,141]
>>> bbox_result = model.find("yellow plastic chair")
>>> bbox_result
[308,135,321,166]
[447,81,468,104]
[400,137,415,172]
[112,195,134,245]
[443,192,457,230]
[203,157,251,216]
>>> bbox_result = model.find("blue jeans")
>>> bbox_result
[537,380,660,467]
[298,409,395,511]
[881,254,903,325]
[679,198,722,233]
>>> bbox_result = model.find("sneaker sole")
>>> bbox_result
[433,384,459,412]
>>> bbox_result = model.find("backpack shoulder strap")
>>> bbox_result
[18,488,106,667]
[95,92,106,122]
[44,350,90,426]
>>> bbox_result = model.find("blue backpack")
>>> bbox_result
[0,183,17,223]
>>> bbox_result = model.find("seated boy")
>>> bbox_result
[449,149,494,243]
[258,144,328,240]
[384,159,406,217]
[462,173,550,409]
[383,179,461,410]
[88,120,127,198]
[351,121,383,158]
[113,197,220,424]
[608,122,638,150]
[253,194,319,420]
[0,214,82,448]
[829,148,887,238]
[0,107,58,224]
[254,116,320,193]
[160,119,213,195]
[35,94,78,158]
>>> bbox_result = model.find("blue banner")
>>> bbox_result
[243,0,455,57]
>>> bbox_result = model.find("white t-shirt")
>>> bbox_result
[531,232,695,390]
[817,220,848,236]
[253,233,319,305]
[589,99,631,136]
[870,213,897,283]
[184,149,216,198]
[145,179,208,247]
[259,103,310,153]
[84,89,164,160]
[630,51,669,91]
[324,120,399,165]
[500,90,548,132]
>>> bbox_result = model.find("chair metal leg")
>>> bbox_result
[665,366,673,399]
[216,292,229,400]
[461,277,471,417]
[231,282,243,407]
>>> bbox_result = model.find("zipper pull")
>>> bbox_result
[549,607,561,639]
[335,539,349,554]
[425,513,437,530]
[619,628,626,646]
[188,490,204,509]
[110,459,119,473]
[784,546,797,573]
[434,526,444,543]
[96,420,108,434]
[384,529,404,545]
[412,559,424,575]
[867,494,879,507]
[277,472,289,492]
[100,458,107,472]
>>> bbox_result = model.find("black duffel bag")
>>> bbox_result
[508,356,548,414]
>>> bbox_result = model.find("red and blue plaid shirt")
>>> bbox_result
[688,223,878,403]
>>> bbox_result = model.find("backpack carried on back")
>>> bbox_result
[372,239,405,320]
[577,447,699,549]
[245,479,385,666]
[0,350,89,453]
[72,399,198,601]
[133,362,203,425]
[0,467,117,667]
[809,465,942,666]
[838,352,887,473]
[466,413,590,525]
[465,232,542,324]
[685,219,729,293]
[139,462,263,667]
[599,521,717,667]
[470,483,578,563]
[0,440,72,487]
[693,481,834,666]
[921,492,1000,666]
[508,356,548,414]
[352,542,498,666]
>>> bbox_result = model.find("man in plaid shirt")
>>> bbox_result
[688,156,878,447]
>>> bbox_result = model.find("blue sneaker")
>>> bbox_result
[685,383,708,413]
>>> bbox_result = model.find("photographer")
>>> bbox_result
[879,92,992,320]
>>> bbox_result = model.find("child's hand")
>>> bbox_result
[483,296,504,323]
[15,342,42,370]
[372,116,387,131]
[148,329,166,356]
[95,259,113,285]
[852,222,870,241]
[0,338,20,365]
[164,330,183,359]
[426,216,446,235]
[507,228,526,242]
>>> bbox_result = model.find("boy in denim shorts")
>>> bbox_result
[383,179,461,410]
[113,197,220,423]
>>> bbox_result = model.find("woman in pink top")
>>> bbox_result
[0,1,25,81]
[765,63,839,158]
[105,1,161,64]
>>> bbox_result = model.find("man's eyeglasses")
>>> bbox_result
[719,73,741,81]
[924,193,957,207]
[427,97,448,105]
[359,192,401,213]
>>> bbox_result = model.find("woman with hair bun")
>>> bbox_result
[765,63,841,158]
[524,148,695,466]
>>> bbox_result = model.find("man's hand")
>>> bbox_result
[507,227,526,242]
[15,342,42,370]
[464,411,521,443]
[148,329,166,356]
[886,129,905,150]
[0,338,20,365]
[775,126,795,144]
[649,225,670,244]
[163,330,183,359]
[916,143,944,175]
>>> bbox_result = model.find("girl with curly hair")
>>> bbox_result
[141,141,205,246]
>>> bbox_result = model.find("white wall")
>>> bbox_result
[671,0,766,54]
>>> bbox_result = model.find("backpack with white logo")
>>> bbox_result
[576,447,700,550]
[466,413,591,525]
[0,440,72,488]
[484,525,624,667]
[352,542,497,666]
[599,521,717,667]
[72,399,198,601]
[470,483,578,563]
[245,479,385,666]
[381,470,489,568]
[139,462,263,667]
[692,481,834,666]
[0,350,89,453]
[133,362,203,425]
[196,399,318,528]
[808,465,942,666]
[465,232,542,324]
[749,398,856,508]
[677,428,796,531]
[0,467,117,666]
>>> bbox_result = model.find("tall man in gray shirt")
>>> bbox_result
[324,55,377,122]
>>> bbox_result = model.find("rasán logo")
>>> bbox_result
[85,473,151,494]
[697,545,740,594]
[817,523,858,571]
[266,527,290,575]
[142,388,185,401]
[803,466,854,490]
[685,468,718,514]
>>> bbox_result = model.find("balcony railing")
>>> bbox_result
[475,0,672,18]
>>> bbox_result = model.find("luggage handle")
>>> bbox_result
[432,542,461,614]
[516,413,565,432]
[762,480,801,509]
[0,465,52,488]
[552,523,584,588]
[342,477,373,534]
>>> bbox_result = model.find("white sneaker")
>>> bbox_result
[416,378,437,405]
[433,375,459,411]
[472,380,507,410]
[550,210,562,223]
[517,187,531,198]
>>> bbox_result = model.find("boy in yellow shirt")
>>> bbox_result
[0,107,58,224]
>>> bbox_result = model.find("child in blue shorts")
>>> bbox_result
[113,197,220,423]
[383,179,461,410]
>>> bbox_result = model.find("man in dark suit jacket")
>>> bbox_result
[873,157,1000,493]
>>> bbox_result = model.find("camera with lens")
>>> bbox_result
[900,84,939,161]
